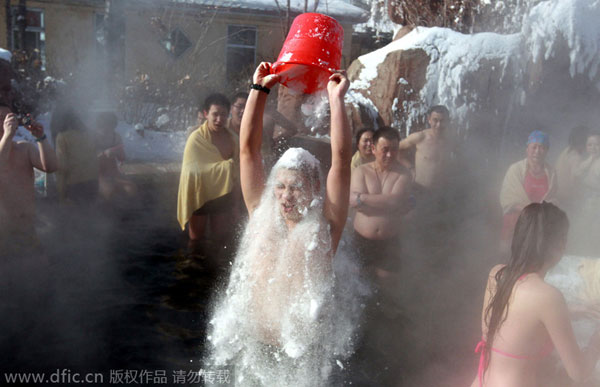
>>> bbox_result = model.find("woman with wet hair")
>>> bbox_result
[472,202,600,387]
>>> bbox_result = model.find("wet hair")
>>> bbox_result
[427,105,450,118]
[373,126,400,144]
[203,93,230,113]
[568,125,590,154]
[232,92,249,102]
[483,202,569,372]
[96,111,118,131]
[354,128,374,151]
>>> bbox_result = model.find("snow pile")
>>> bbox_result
[277,147,320,170]
[14,113,185,163]
[117,121,186,162]
[350,0,600,132]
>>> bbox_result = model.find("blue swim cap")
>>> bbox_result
[527,130,549,148]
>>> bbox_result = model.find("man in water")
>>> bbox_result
[177,94,237,246]
[399,105,452,191]
[0,105,58,255]
[348,126,412,385]
[207,63,352,386]
[350,127,412,278]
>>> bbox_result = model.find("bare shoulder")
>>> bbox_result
[536,279,565,304]
[356,162,373,176]
[408,131,426,143]
[399,131,425,149]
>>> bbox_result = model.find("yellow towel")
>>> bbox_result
[351,150,374,170]
[177,122,237,230]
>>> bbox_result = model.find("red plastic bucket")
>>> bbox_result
[272,13,344,94]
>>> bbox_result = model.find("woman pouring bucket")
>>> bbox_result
[205,13,358,387]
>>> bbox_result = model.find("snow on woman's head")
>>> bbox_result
[271,148,322,224]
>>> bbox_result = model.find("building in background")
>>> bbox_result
[0,0,368,90]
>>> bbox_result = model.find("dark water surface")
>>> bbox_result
[1,182,232,386]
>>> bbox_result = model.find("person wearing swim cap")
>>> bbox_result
[500,130,558,251]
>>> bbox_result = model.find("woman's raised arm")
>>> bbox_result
[323,72,351,253]
[240,63,280,214]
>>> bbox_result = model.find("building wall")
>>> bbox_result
[0,5,6,49]
[0,1,356,89]
[122,7,290,88]
[0,1,98,77]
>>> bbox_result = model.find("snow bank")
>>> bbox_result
[14,113,186,163]
[353,26,521,130]
[524,0,600,79]
[116,122,186,162]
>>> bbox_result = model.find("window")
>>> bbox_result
[10,7,46,69]
[161,28,192,58]
[226,25,256,81]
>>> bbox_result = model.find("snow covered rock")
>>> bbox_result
[346,0,600,149]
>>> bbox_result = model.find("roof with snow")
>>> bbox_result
[143,0,369,23]
[0,48,11,63]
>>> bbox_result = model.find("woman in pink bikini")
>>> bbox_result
[472,202,600,386]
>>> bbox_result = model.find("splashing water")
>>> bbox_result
[205,148,359,386]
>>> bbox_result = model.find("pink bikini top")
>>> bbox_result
[475,339,554,387]
[474,273,554,386]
